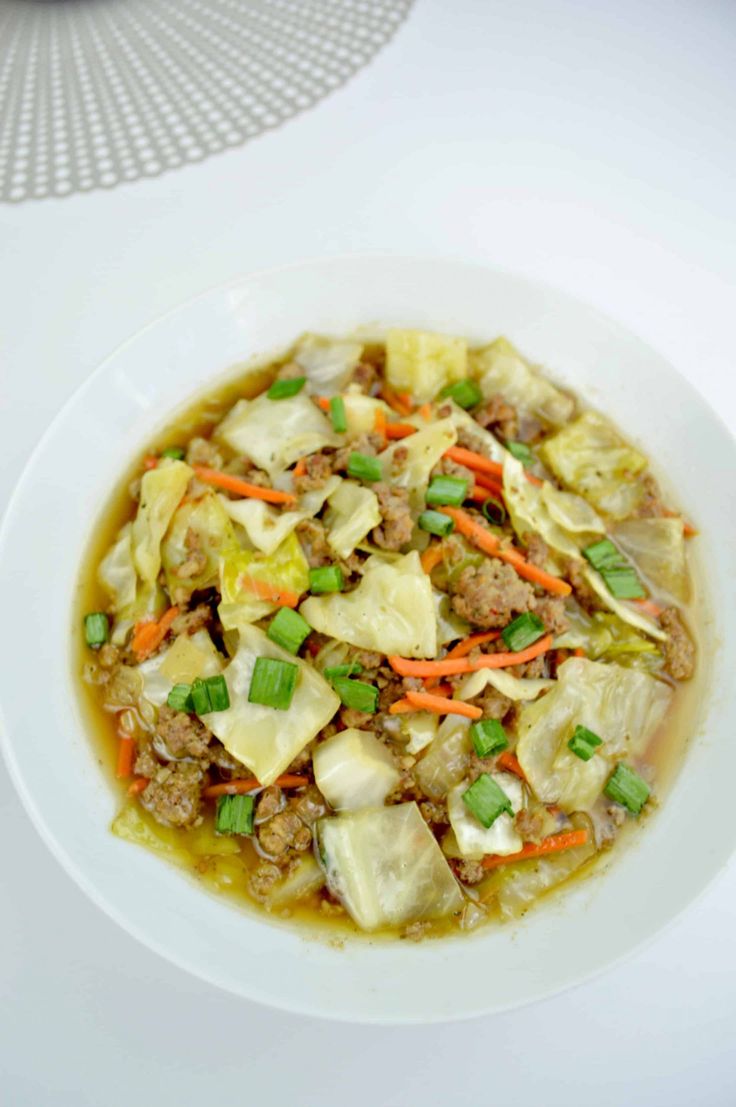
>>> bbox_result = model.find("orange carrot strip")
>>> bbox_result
[445,445,543,487]
[403,691,482,720]
[573,647,586,658]
[387,698,415,715]
[633,598,663,618]
[116,737,136,780]
[239,577,301,607]
[467,484,493,503]
[418,403,432,421]
[473,472,505,497]
[424,632,501,692]
[384,422,416,439]
[143,455,159,471]
[316,396,330,411]
[373,407,388,444]
[439,507,572,596]
[192,465,296,505]
[389,634,553,678]
[293,458,307,478]
[420,543,445,574]
[128,777,149,795]
[683,521,697,537]
[481,828,589,871]
[496,750,525,780]
[202,774,308,799]
[379,386,413,417]
[131,605,180,660]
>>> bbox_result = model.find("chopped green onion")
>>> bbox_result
[329,395,347,434]
[583,538,646,600]
[604,762,650,815]
[506,441,534,467]
[167,683,193,712]
[161,446,185,460]
[567,724,602,762]
[462,773,513,828]
[248,656,299,710]
[332,676,379,714]
[215,794,255,835]
[309,565,344,594]
[470,719,509,758]
[84,612,109,648]
[425,475,468,506]
[267,376,306,400]
[347,451,382,483]
[190,677,212,715]
[204,674,230,712]
[501,612,546,652]
[324,662,364,679]
[440,379,482,409]
[418,509,455,537]
[482,497,506,526]
[267,607,311,654]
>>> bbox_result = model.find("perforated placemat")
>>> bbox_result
[0,0,413,203]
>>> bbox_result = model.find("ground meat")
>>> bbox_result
[401,920,432,941]
[285,745,313,773]
[173,526,208,579]
[432,456,476,487]
[524,532,549,569]
[134,741,159,779]
[371,482,414,550]
[257,810,311,858]
[566,557,603,614]
[171,603,211,636]
[294,452,333,494]
[103,663,142,710]
[354,649,383,672]
[661,607,696,680]
[255,785,284,823]
[295,518,332,568]
[319,896,345,917]
[155,704,213,759]
[451,559,535,628]
[515,806,554,845]
[249,861,282,900]
[239,461,271,487]
[377,669,407,713]
[351,360,378,394]
[332,432,383,471]
[532,594,570,635]
[340,706,374,729]
[140,762,203,828]
[208,741,244,775]
[291,785,327,827]
[419,800,449,827]
[509,654,548,679]
[97,643,120,670]
[635,474,669,518]
[474,393,519,441]
[186,436,224,470]
[454,859,486,885]
[477,686,514,720]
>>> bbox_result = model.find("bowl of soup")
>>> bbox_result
[0,256,733,1022]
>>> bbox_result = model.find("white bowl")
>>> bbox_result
[0,256,734,1023]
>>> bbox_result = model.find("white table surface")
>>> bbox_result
[2,1,735,1103]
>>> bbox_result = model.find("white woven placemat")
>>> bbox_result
[0,0,413,203]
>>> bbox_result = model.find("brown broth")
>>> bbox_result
[73,346,708,941]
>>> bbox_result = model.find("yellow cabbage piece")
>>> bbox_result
[541,411,647,519]
[313,728,400,811]
[385,329,467,402]
[341,393,391,435]
[112,803,239,863]
[299,551,437,657]
[319,802,463,930]
[440,402,507,464]
[132,459,193,584]
[414,715,472,799]
[265,854,325,908]
[218,478,340,556]
[582,566,667,642]
[379,417,457,511]
[457,667,555,703]
[503,455,587,561]
[447,772,524,859]
[292,333,363,394]
[613,517,690,603]
[203,624,339,786]
[516,657,671,812]
[554,607,662,672]
[433,588,470,645]
[138,629,223,707]
[215,392,336,475]
[324,480,381,559]
[397,712,438,755]
[161,493,236,598]
[219,531,310,626]
[98,523,137,610]
[470,337,575,426]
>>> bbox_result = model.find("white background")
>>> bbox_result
[1,0,735,1103]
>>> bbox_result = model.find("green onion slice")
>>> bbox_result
[215,794,255,835]
[205,674,230,712]
[332,676,379,714]
[84,612,110,648]
[462,773,513,828]
[309,565,344,594]
[604,762,650,815]
[329,395,348,434]
[425,475,468,506]
[418,509,455,537]
[267,376,306,400]
[439,379,482,409]
[248,656,299,710]
[190,677,212,715]
[347,451,382,483]
[583,538,646,600]
[470,719,509,758]
[267,607,311,654]
[567,724,602,761]
[501,612,546,652]
[506,441,534,467]
[324,662,364,679]
[167,683,193,712]
[482,497,506,526]
[161,446,185,460]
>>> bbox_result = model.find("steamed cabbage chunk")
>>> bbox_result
[132,459,193,583]
[516,657,671,812]
[448,772,524,859]
[582,565,667,642]
[161,493,236,597]
[219,478,340,556]
[414,715,472,799]
[379,417,457,510]
[112,802,239,864]
[313,729,400,811]
[324,480,381,559]
[98,523,137,611]
[203,625,339,786]
[441,402,507,464]
[292,334,363,394]
[319,803,463,930]
[138,629,223,707]
[433,588,471,645]
[300,551,437,658]
[341,393,390,436]
[555,607,662,671]
[398,712,438,755]
[219,532,310,626]
[503,454,602,561]
[458,666,555,703]
[215,392,336,475]
[470,338,575,426]
[541,412,647,519]
[385,329,467,402]
[613,517,690,602]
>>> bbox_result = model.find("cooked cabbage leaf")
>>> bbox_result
[219,531,310,626]
[385,328,468,402]
[161,493,236,597]
[457,667,555,703]
[313,728,400,811]
[112,802,239,863]
[582,565,667,642]
[319,802,463,930]
[341,393,390,436]
[300,551,437,658]
[555,607,662,671]
[138,629,223,707]
[433,588,471,645]
[613,517,690,603]
[324,480,381,559]
[398,712,438,755]
[379,417,457,511]
[215,392,336,475]
[98,523,137,611]
[132,459,193,584]
[516,657,671,812]
[440,402,507,464]
[292,333,363,394]
[541,411,647,519]
[447,772,524,859]
[218,477,340,556]
[202,624,339,786]
[470,337,575,426]
[503,455,587,560]
[414,715,472,799]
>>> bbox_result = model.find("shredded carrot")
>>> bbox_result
[683,521,697,538]
[293,458,307,478]
[202,774,308,799]
[481,828,589,871]
[316,396,330,411]
[239,576,301,607]
[192,465,297,505]
[424,630,501,692]
[384,422,416,439]
[573,647,586,658]
[439,507,571,596]
[496,750,525,780]
[373,407,387,443]
[388,634,553,678]
[116,737,136,779]
[634,598,663,618]
[445,445,543,487]
[143,455,159,471]
[418,403,432,421]
[390,691,482,720]
[131,605,180,660]
[128,777,148,795]
[420,543,445,574]
[472,471,505,498]
[379,385,413,417]
[467,484,493,503]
